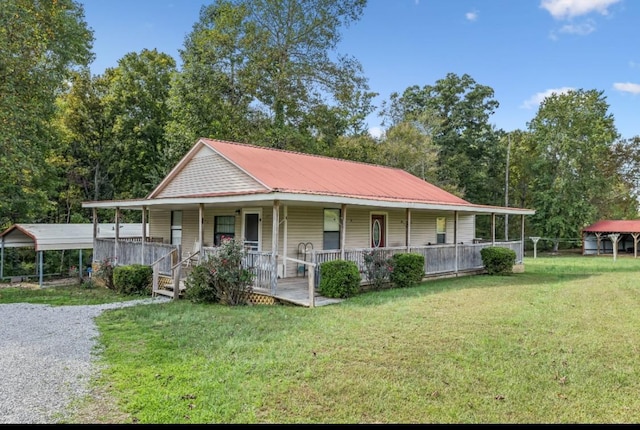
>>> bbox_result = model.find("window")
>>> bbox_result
[214,215,235,246]
[436,216,446,244]
[170,211,182,245]
[323,209,341,250]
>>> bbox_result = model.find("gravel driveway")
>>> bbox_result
[0,297,169,424]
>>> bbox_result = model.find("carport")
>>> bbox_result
[582,220,640,257]
[0,223,145,287]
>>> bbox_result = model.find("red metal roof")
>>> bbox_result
[582,220,640,233]
[201,138,472,206]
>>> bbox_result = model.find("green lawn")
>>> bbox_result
[18,254,640,423]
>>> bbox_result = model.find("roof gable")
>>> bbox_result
[200,138,471,206]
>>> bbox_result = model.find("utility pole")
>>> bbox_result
[504,134,511,240]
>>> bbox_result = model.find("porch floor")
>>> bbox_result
[254,277,343,307]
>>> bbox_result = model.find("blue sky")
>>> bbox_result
[81,0,640,140]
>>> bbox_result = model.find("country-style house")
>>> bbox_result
[82,138,535,306]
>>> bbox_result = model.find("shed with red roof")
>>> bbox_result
[581,220,640,256]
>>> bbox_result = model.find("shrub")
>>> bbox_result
[184,264,218,304]
[113,264,153,295]
[390,253,425,288]
[363,250,393,289]
[318,260,361,298]
[185,238,254,305]
[480,246,516,275]
[94,257,116,290]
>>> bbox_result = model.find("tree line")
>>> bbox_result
[1,0,639,250]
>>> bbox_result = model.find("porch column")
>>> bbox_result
[114,207,120,265]
[340,204,347,260]
[454,211,458,273]
[38,250,43,288]
[491,213,496,245]
[1,236,4,280]
[632,233,640,258]
[271,200,280,295]
[595,233,602,255]
[520,214,525,263]
[141,205,147,264]
[92,207,98,261]
[609,233,620,261]
[405,208,411,252]
[198,203,204,262]
[283,206,288,276]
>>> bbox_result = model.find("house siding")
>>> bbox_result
[148,210,170,244]
[156,146,267,198]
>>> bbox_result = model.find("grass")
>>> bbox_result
[12,254,640,423]
[0,282,136,306]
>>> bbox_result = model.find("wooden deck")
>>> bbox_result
[253,277,343,307]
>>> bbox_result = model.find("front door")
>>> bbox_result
[244,212,260,251]
[371,214,386,248]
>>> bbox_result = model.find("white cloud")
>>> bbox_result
[520,87,575,109]
[613,82,640,94]
[368,126,384,139]
[466,11,478,21]
[558,19,596,35]
[540,0,621,20]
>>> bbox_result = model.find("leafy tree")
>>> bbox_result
[0,0,93,227]
[165,0,375,165]
[106,49,177,197]
[526,89,623,251]
[382,73,502,204]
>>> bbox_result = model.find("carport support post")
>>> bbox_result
[114,207,120,265]
[530,237,540,259]
[491,213,496,245]
[1,237,4,280]
[632,233,640,259]
[609,233,620,262]
[78,251,83,282]
[38,250,43,288]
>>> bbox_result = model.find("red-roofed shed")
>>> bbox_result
[582,220,640,256]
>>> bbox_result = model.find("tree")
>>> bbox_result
[382,73,502,204]
[526,89,623,251]
[0,0,93,227]
[106,49,177,197]
[165,0,375,165]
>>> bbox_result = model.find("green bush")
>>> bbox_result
[318,260,361,298]
[363,249,393,289]
[480,246,516,275]
[184,264,218,304]
[113,264,153,295]
[390,253,425,288]
[184,238,254,305]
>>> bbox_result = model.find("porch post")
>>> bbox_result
[405,208,411,252]
[198,203,204,262]
[38,250,43,288]
[520,214,525,262]
[271,200,280,294]
[340,204,347,260]
[454,211,458,273]
[114,207,120,265]
[141,205,147,265]
[78,250,83,282]
[1,236,4,280]
[283,205,288,276]
[92,207,98,261]
[491,213,496,245]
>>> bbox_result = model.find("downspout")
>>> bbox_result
[271,200,280,295]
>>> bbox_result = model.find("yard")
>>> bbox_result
[4,254,640,423]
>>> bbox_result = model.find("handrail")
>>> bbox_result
[171,250,200,271]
